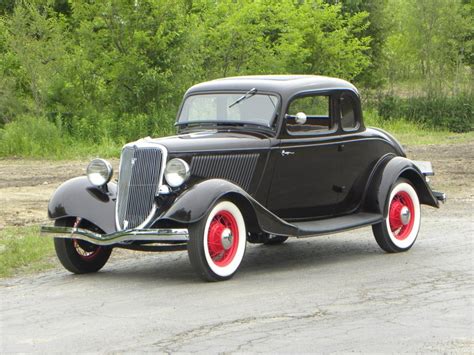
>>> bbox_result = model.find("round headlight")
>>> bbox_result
[87,159,113,186]
[164,158,190,188]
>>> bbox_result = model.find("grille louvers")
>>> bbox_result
[191,153,259,191]
[116,146,163,230]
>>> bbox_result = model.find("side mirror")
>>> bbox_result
[285,112,307,125]
[295,112,307,125]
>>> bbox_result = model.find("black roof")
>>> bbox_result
[186,75,359,98]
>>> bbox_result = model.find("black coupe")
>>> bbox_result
[41,75,445,281]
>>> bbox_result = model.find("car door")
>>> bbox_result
[332,91,396,215]
[266,92,341,220]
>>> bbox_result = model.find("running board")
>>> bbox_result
[292,212,383,238]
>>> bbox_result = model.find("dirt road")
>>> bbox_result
[1,143,473,353]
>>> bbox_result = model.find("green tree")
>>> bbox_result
[194,0,371,80]
[383,0,472,94]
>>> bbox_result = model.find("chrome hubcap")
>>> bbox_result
[221,228,233,250]
[400,206,411,225]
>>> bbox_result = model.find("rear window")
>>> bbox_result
[340,93,357,130]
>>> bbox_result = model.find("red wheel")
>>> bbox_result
[72,239,103,261]
[207,210,240,267]
[388,191,415,241]
[54,219,112,274]
[188,200,246,281]
[373,179,421,252]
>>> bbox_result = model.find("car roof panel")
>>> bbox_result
[185,75,359,98]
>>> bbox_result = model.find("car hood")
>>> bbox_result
[131,130,270,154]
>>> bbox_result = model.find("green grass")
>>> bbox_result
[364,109,474,146]
[0,226,55,278]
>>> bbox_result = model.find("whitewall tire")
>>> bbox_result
[372,179,421,252]
[188,200,246,281]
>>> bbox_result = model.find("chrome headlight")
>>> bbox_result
[164,158,190,188]
[87,158,113,186]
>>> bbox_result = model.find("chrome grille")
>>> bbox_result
[191,153,259,191]
[116,145,164,230]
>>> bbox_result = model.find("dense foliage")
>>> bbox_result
[0,0,472,157]
[377,95,473,133]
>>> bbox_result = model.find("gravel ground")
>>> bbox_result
[0,143,473,353]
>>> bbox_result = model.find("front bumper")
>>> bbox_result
[40,225,189,246]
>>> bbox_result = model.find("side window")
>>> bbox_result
[340,93,358,130]
[286,95,332,134]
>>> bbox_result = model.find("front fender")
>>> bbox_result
[48,177,117,234]
[159,179,298,236]
[364,156,439,216]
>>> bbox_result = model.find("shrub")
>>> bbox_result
[376,94,473,133]
[0,115,66,157]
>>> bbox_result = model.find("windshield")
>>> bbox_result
[177,93,279,127]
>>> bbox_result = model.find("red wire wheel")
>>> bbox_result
[72,239,102,261]
[54,219,112,274]
[388,191,415,240]
[207,210,240,267]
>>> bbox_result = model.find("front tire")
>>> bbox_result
[54,219,112,274]
[372,179,421,253]
[187,200,246,281]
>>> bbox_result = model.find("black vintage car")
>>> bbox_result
[41,75,445,281]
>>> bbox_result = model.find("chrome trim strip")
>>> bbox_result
[115,140,168,231]
[40,225,189,246]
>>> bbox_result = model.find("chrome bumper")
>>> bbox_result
[433,191,447,204]
[40,225,189,246]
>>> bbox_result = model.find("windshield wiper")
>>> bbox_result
[228,88,257,108]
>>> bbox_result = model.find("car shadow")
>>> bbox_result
[69,233,383,285]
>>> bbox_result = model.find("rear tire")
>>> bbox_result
[372,179,421,253]
[262,234,288,245]
[187,200,246,281]
[54,219,112,274]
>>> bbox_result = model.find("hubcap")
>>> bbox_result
[400,206,411,225]
[221,228,233,250]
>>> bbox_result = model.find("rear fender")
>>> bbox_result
[158,179,298,236]
[364,156,439,216]
[48,177,117,234]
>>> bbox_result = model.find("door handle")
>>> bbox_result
[281,150,295,157]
